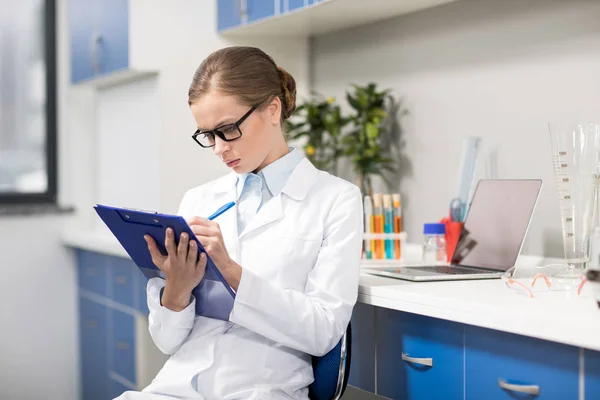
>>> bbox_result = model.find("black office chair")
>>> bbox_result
[308,323,352,400]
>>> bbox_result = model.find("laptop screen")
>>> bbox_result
[452,179,543,271]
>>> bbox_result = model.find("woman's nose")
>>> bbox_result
[213,136,230,156]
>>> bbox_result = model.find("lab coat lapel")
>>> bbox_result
[239,193,284,240]
[238,158,320,240]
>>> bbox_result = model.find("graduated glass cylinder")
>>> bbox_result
[549,122,600,271]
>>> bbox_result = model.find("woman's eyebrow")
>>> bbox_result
[198,117,235,131]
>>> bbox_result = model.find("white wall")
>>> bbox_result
[0,215,78,400]
[312,0,600,257]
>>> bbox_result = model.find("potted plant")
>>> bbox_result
[287,95,350,176]
[343,83,396,196]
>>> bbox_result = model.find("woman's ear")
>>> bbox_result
[267,97,282,125]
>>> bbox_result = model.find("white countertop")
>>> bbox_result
[62,229,600,351]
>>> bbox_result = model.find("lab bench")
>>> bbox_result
[63,230,600,400]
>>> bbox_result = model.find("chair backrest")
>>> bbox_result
[308,323,352,400]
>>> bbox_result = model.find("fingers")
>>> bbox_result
[164,228,177,256]
[177,232,189,260]
[145,235,166,269]
[190,224,212,238]
[186,239,198,265]
[196,252,207,274]
[188,216,217,229]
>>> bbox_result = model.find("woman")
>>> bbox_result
[118,46,363,400]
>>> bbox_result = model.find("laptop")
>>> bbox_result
[363,179,543,282]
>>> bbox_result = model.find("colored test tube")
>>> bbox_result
[363,195,374,259]
[383,194,393,259]
[393,194,402,259]
[372,194,384,259]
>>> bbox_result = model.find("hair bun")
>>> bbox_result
[276,65,297,119]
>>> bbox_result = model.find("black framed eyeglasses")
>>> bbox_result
[192,106,258,148]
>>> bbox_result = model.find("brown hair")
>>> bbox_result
[188,46,297,122]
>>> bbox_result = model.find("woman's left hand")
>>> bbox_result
[187,216,233,271]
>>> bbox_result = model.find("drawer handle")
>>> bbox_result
[116,341,130,350]
[85,267,97,276]
[401,353,433,367]
[85,319,97,329]
[115,275,127,285]
[498,379,540,396]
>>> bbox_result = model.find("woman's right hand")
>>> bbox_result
[145,228,207,311]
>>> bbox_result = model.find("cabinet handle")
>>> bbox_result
[498,379,540,396]
[116,341,130,350]
[239,0,248,18]
[85,267,97,276]
[90,30,103,74]
[401,352,433,367]
[115,275,127,285]
[85,319,97,329]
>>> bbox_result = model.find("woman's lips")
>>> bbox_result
[225,159,240,168]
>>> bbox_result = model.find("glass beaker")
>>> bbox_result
[549,122,600,272]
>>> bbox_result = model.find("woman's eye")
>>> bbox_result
[202,132,215,140]
[219,125,237,135]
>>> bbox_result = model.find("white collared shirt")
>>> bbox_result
[235,147,303,236]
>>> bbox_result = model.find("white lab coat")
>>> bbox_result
[118,157,363,400]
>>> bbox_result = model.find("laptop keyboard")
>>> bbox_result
[409,266,496,275]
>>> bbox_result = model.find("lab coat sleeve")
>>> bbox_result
[147,278,196,356]
[229,185,363,357]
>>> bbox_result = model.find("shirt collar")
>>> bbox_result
[235,147,303,199]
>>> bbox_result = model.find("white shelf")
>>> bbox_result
[71,69,159,90]
[219,0,460,38]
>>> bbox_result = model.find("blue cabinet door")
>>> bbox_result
[77,250,108,296]
[108,256,135,308]
[288,0,305,11]
[281,0,305,13]
[111,309,136,384]
[247,0,275,23]
[79,298,109,400]
[348,303,376,393]
[98,0,129,75]
[465,326,579,399]
[70,0,96,83]
[134,268,150,314]
[109,377,133,399]
[217,0,242,31]
[376,309,464,400]
[585,349,600,399]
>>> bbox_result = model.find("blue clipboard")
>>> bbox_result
[94,204,235,321]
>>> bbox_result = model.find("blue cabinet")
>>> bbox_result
[77,250,108,296]
[247,0,276,23]
[109,378,132,399]
[111,310,136,384]
[465,326,579,399]
[79,298,109,400]
[217,0,242,31]
[376,309,464,400]
[586,349,600,399]
[69,0,129,83]
[281,0,305,13]
[97,0,129,76]
[76,250,153,399]
[348,303,376,392]
[109,257,136,308]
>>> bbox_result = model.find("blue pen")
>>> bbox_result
[208,201,236,220]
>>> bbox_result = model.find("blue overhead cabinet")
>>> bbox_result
[217,0,243,31]
[217,0,281,32]
[69,0,129,83]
